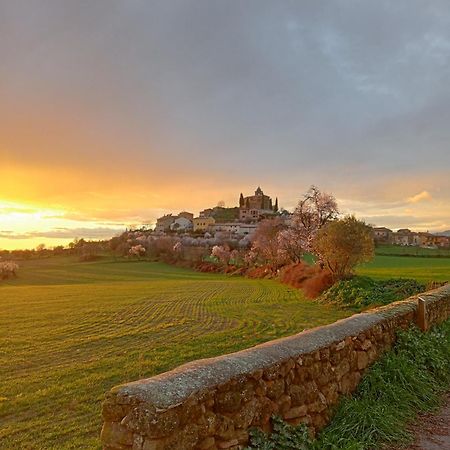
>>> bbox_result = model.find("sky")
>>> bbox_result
[1,0,450,250]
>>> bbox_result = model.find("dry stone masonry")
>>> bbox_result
[101,284,450,450]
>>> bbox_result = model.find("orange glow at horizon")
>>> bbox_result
[1,161,450,251]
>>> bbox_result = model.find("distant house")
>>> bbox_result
[381,228,450,248]
[155,214,175,232]
[155,211,194,232]
[238,223,258,236]
[193,217,215,232]
[410,232,422,246]
[178,211,194,221]
[436,235,450,248]
[212,223,241,234]
[212,222,258,236]
[170,217,193,232]
[373,227,393,243]
[417,232,435,247]
[239,209,263,222]
[419,233,450,248]
[391,229,414,246]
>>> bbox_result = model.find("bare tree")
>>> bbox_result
[250,218,287,268]
[276,228,304,263]
[291,185,339,252]
[211,245,231,266]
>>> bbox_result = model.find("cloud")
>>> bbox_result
[0,227,124,240]
[407,191,433,203]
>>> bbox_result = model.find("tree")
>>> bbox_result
[36,243,46,252]
[52,245,65,256]
[211,245,231,266]
[291,185,339,252]
[276,228,304,263]
[239,193,245,208]
[314,216,374,281]
[129,244,146,258]
[250,218,287,268]
[0,261,19,279]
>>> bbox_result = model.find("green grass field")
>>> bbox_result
[0,257,349,450]
[357,255,450,282]
[375,244,450,258]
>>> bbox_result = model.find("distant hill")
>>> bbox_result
[435,230,450,237]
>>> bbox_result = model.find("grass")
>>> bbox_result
[357,255,450,282]
[304,252,450,284]
[315,320,450,449]
[319,276,425,310]
[246,319,450,450]
[0,257,349,450]
[375,245,450,258]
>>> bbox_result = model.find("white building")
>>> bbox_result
[212,222,258,236]
[170,217,193,232]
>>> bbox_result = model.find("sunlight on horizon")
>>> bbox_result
[0,200,125,250]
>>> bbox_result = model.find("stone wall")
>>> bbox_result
[101,284,450,450]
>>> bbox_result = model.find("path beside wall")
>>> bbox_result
[101,285,450,450]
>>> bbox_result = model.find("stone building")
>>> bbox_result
[372,227,393,243]
[155,212,194,232]
[373,227,450,248]
[391,229,416,246]
[169,217,193,232]
[178,211,194,221]
[155,214,176,232]
[211,222,258,236]
[239,187,278,221]
[192,216,215,232]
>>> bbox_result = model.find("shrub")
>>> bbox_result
[279,263,333,298]
[314,216,374,281]
[245,416,312,450]
[129,244,146,258]
[0,261,19,279]
[211,245,231,266]
[318,276,425,309]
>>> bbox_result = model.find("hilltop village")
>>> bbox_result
[155,187,282,237]
[154,186,450,249]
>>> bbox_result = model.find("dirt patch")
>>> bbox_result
[392,393,450,450]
